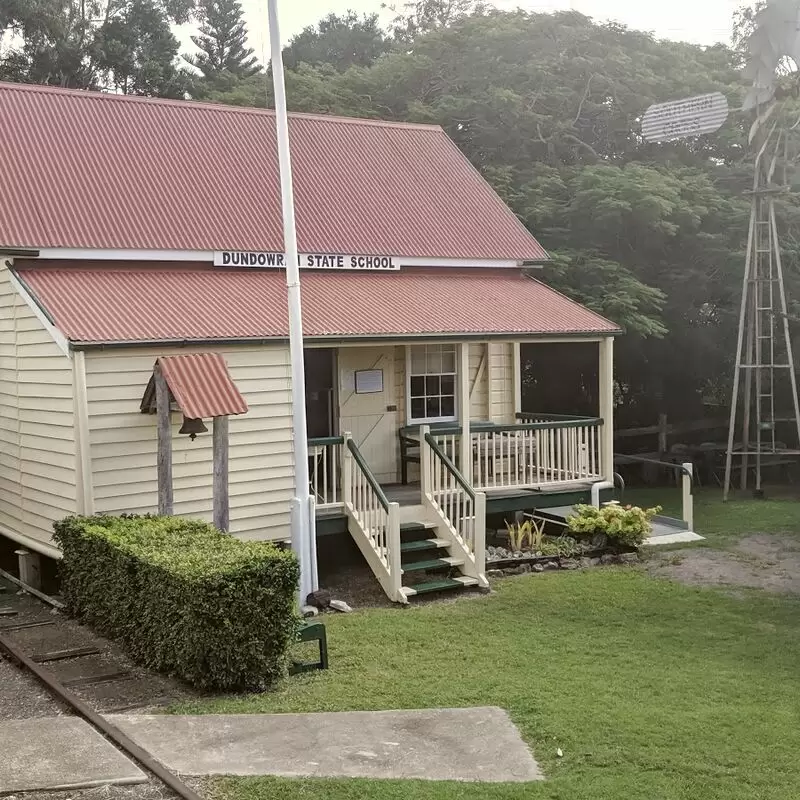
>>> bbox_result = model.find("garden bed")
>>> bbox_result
[486,544,639,577]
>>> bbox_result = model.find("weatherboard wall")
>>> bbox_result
[84,344,295,541]
[0,261,77,549]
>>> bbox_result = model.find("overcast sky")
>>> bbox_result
[193,1,743,65]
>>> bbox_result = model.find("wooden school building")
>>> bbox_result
[0,81,622,601]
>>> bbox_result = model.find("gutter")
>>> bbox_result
[1,247,40,258]
[69,330,621,350]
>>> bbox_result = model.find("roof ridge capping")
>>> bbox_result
[0,80,443,131]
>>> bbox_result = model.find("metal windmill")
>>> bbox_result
[723,0,800,500]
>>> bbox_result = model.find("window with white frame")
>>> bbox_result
[407,344,457,423]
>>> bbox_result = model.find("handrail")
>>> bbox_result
[614,452,694,481]
[308,436,345,447]
[434,418,604,435]
[517,411,594,422]
[424,432,475,499]
[346,437,390,511]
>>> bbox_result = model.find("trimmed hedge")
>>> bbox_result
[53,514,300,691]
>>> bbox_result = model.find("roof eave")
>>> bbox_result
[69,329,621,350]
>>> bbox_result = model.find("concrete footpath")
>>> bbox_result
[0,717,146,792]
[108,707,543,783]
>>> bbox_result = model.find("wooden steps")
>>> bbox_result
[399,517,474,600]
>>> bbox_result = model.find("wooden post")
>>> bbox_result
[154,364,173,516]
[387,502,403,602]
[682,462,694,531]
[213,415,229,532]
[657,413,668,460]
[420,424,431,499]
[598,337,615,482]
[342,432,353,507]
[460,343,472,482]
[512,342,522,418]
[72,351,95,515]
[14,549,41,591]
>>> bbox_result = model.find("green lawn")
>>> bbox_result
[624,485,800,547]
[182,494,800,800]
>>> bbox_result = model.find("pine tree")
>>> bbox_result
[187,0,260,86]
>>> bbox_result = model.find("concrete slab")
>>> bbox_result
[0,717,146,792]
[108,707,543,783]
[644,531,705,546]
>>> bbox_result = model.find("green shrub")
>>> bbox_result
[566,502,662,549]
[53,514,300,691]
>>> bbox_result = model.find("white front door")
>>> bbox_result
[338,346,398,484]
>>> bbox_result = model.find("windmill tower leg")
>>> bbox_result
[724,198,757,501]
[771,205,800,451]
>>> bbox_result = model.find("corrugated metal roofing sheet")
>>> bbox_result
[17,267,619,344]
[0,82,547,261]
[152,354,248,419]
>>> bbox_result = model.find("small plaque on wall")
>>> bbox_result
[355,369,384,394]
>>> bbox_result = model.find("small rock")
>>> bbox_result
[301,605,319,618]
[600,553,617,565]
[579,557,594,569]
[590,557,601,566]
[487,569,504,578]
[520,563,532,573]
[543,560,559,570]
[591,533,609,549]
[330,599,353,613]
[618,552,640,564]
[532,563,545,573]
[560,559,580,570]
[504,565,527,576]
[307,589,332,609]
[556,748,564,758]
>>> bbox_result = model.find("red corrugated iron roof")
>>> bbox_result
[17,267,619,344]
[144,354,248,419]
[0,82,547,261]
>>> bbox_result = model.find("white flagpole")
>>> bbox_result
[266,0,317,603]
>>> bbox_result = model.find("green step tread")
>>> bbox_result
[405,578,466,595]
[400,521,434,532]
[401,558,452,573]
[400,539,442,553]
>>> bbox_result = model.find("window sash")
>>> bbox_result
[407,344,458,423]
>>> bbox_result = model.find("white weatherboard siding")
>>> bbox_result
[85,345,294,541]
[0,263,77,549]
[488,342,516,424]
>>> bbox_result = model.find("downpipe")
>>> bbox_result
[591,472,623,508]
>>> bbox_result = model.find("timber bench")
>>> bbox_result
[398,421,504,484]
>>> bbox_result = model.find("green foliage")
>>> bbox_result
[538,534,581,557]
[53,514,300,690]
[567,502,662,548]
[186,0,260,90]
[504,519,543,551]
[0,0,193,94]
[283,12,390,73]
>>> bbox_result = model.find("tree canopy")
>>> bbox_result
[186,0,260,92]
[0,0,193,94]
[3,1,796,427]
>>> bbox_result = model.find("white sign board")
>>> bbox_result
[214,251,399,270]
[355,369,384,394]
[641,92,729,143]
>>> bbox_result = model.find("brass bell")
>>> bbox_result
[179,416,208,440]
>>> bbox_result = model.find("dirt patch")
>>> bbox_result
[648,534,800,594]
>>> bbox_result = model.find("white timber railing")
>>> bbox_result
[342,433,404,603]
[433,415,604,492]
[308,436,343,509]
[421,425,488,588]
